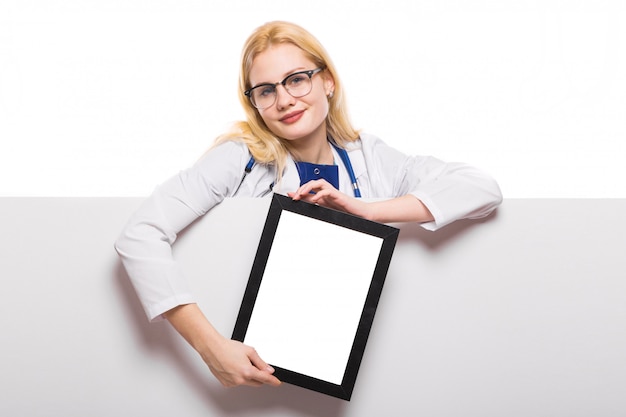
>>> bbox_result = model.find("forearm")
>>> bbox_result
[163,303,281,387]
[363,194,434,224]
[163,303,223,359]
[290,182,435,225]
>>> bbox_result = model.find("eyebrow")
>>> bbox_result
[250,67,308,88]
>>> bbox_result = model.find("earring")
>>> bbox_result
[327,91,334,99]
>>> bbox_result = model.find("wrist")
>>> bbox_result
[358,200,380,223]
[164,303,224,357]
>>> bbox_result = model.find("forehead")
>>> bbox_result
[249,43,316,85]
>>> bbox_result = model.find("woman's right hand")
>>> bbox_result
[201,336,281,387]
[164,303,281,388]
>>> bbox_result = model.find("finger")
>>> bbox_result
[289,186,307,200]
[295,179,330,198]
[247,348,275,374]
[291,189,305,200]
[252,371,282,386]
[290,186,311,200]
[243,367,281,387]
[241,378,264,387]
[246,350,281,386]
[308,188,336,204]
[299,182,316,194]
[308,179,330,190]
[218,364,279,387]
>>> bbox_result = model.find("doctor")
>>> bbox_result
[115,21,502,389]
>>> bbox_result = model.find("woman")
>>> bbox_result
[115,21,502,389]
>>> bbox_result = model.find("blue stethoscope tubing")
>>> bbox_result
[241,142,361,198]
[330,142,361,198]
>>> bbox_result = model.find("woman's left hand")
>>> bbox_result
[287,179,371,220]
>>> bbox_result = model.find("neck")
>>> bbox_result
[288,136,333,165]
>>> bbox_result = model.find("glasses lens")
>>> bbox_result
[284,72,313,98]
[250,85,276,109]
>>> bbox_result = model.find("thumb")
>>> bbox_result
[247,349,282,386]
[247,348,275,374]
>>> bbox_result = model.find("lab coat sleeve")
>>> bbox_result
[114,141,251,321]
[363,134,502,231]
[407,156,503,230]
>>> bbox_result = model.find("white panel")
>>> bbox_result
[1,198,626,416]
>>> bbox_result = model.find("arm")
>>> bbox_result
[360,194,434,223]
[115,141,280,387]
[289,183,434,224]
[361,134,502,229]
[115,141,262,320]
[289,135,501,227]
[163,304,281,387]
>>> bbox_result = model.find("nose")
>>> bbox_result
[275,84,295,109]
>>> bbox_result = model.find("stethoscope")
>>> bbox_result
[240,142,361,198]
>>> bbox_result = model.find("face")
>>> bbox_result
[248,43,334,144]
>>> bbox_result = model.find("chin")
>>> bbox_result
[269,117,326,142]
[275,128,313,141]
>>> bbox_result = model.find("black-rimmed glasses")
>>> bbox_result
[245,67,325,110]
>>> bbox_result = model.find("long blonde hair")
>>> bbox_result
[214,21,360,179]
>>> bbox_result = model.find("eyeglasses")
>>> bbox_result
[244,67,325,110]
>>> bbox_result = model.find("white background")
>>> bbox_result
[1,0,624,197]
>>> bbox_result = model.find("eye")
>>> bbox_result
[255,85,275,98]
[287,74,307,87]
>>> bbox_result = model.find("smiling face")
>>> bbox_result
[248,43,334,146]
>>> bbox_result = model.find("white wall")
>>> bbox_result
[1,0,624,197]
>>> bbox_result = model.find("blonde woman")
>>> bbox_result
[115,21,502,389]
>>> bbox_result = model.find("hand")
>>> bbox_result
[164,303,281,388]
[288,179,370,219]
[288,181,435,224]
[201,336,282,388]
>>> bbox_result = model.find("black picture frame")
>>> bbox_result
[232,194,399,401]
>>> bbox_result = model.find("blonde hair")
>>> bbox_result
[214,21,360,179]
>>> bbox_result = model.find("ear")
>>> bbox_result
[322,72,335,97]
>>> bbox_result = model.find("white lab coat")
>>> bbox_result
[115,133,502,321]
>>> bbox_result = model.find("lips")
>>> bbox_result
[279,110,305,124]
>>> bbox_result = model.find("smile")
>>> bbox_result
[279,110,305,124]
